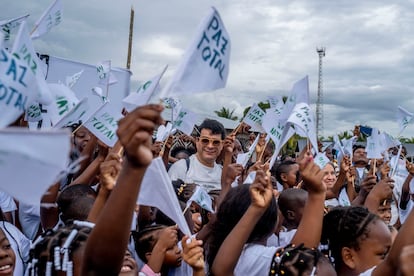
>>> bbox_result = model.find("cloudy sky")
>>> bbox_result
[3,0,414,138]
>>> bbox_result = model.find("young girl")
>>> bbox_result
[322,205,414,275]
[134,225,182,275]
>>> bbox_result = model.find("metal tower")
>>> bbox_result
[316,47,326,138]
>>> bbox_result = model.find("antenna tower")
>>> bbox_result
[316,47,326,138]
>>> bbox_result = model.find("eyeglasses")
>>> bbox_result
[198,136,222,147]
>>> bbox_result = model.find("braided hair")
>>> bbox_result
[269,244,328,276]
[321,206,378,269]
[27,221,94,276]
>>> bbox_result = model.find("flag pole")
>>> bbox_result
[126,6,134,70]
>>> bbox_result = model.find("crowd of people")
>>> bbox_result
[2,103,414,276]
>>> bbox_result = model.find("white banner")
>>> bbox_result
[0,128,70,206]
[83,102,122,147]
[44,55,131,127]
[159,7,230,99]
[31,0,63,39]
[12,21,53,105]
[123,65,168,112]
[0,48,37,127]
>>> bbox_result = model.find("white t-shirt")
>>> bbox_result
[168,154,222,192]
[18,202,40,240]
[234,243,279,276]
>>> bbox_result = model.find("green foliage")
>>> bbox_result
[214,107,239,121]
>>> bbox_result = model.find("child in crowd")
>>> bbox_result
[322,205,414,275]
[134,225,182,275]
[276,188,307,247]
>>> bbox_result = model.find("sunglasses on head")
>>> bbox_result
[198,136,222,146]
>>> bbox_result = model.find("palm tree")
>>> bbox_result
[214,107,239,121]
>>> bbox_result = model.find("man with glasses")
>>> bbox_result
[168,119,226,192]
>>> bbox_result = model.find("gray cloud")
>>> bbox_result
[2,0,414,137]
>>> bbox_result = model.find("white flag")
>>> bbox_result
[138,158,191,236]
[123,65,168,112]
[396,106,413,136]
[287,103,318,152]
[159,7,230,99]
[45,83,80,126]
[314,152,330,169]
[83,102,122,147]
[279,76,309,123]
[12,21,53,105]
[53,97,89,128]
[25,103,43,123]
[0,14,29,49]
[366,128,382,159]
[172,108,198,136]
[186,186,214,213]
[267,95,284,111]
[236,134,260,168]
[97,60,117,86]
[31,0,63,39]
[0,128,70,206]
[65,70,84,89]
[242,103,266,133]
[0,48,37,127]
[155,122,174,142]
[268,126,295,168]
[341,136,357,158]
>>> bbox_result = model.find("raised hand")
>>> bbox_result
[297,150,326,194]
[116,104,164,168]
[181,236,204,272]
[369,177,394,201]
[380,161,390,179]
[360,175,377,195]
[99,151,123,191]
[156,225,179,250]
[249,170,273,209]
[223,133,235,154]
